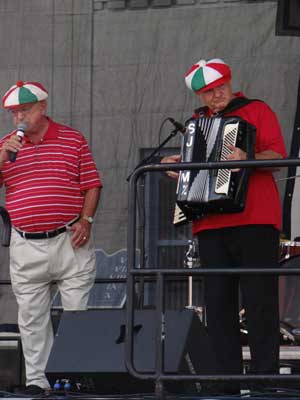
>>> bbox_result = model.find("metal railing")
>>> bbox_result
[0,206,11,247]
[126,158,300,397]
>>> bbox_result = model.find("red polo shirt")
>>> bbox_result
[0,118,102,232]
[192,94,287,234]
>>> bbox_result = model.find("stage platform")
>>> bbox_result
[3,392,300,400]
[2,342,300,399]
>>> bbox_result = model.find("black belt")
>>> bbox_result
[15,216,80,240]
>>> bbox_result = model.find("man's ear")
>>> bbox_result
[39,100,48,114]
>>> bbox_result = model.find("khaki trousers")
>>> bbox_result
[9,228,96,388]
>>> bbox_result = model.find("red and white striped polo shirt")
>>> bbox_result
[0,118,102,232]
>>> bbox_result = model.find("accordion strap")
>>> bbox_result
[193,97,261,118]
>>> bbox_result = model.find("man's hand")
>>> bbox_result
[69,187,100,248]
[161,154,181,179]
[226,144,246,172]
[0,135,23,165]
[68,219,91,249]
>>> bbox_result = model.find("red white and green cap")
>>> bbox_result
[185,58,231,94]
[2,80,48,109]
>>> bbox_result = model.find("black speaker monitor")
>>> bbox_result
[46,309,217,394]
[276,0,300,36]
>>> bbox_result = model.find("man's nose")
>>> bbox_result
[15,112,25,121]
[213,88,222,97]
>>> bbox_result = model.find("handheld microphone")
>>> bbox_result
[168,118,186,134]
[9,122,27,162]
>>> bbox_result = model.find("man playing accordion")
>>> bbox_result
[162,58,287,394]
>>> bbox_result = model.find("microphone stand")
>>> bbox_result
[126,128,180,182]
[126,127,182,309]
[184,239,205,322]
[184,240,195,309]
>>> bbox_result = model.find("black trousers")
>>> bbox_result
[197,225,280,377]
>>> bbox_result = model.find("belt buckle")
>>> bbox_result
[46,231,50,238]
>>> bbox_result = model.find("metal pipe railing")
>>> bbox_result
[0,206,11,247]
[126,158,300,397]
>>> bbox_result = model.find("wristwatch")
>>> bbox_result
[82,215,94,224]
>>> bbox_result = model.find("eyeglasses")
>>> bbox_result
[8,103,36,116]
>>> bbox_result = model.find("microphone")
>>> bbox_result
[9,122,27,162]
[168,118,186,134]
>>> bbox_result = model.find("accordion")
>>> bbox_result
[175,116,256,224]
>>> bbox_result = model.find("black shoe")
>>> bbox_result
[16,385,45,396]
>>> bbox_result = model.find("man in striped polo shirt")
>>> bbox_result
[0,81,102,395]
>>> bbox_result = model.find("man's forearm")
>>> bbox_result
[255,150,283,160]
[80,187,101,219]
[254,150,284,171]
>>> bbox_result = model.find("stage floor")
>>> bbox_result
[3,393,300,400]
[2,344,300,399]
